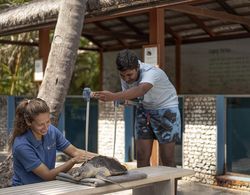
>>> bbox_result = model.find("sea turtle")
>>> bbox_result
[68,155,127,181]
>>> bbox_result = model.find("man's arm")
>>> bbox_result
[92,82,153,102]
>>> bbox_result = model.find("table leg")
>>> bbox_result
[132,179,175,195]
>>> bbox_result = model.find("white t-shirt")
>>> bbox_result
[121,61,178,110]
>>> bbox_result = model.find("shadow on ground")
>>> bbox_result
[177,180,250,195]
[105,180,250,195]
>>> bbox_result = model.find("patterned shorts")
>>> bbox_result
[135,106,181,144]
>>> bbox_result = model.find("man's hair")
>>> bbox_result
[116,49,139,71]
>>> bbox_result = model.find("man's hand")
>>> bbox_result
[92,91,116,101]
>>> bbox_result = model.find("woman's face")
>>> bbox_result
[119,68,139,84]
[28,112,51,140]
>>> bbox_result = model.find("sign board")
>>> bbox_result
[165,38,250,94]
[34,59,43,81]
[143,44,159,66]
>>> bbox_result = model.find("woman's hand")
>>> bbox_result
[64,144,99,163]
[86,151,98,160]
[70,155,86,164]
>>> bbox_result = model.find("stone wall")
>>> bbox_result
[97,95,219,185]
[0,96,8,152]
[182,96,217,185]
[1,93,249,189]
[99,51,136,162]
[97,101,125,162]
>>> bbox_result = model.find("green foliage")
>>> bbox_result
[68,37,100,95]
[0,32,39,96]
[0,0,100,96]
[0,0,37,95]
[0,0,31,5]
[0,34,100,96]
[0,0,31,10]
[69,50,100,95]
[0,63,37,96]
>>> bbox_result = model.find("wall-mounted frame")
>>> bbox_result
[34,59,43,81]
[143,44,159,66]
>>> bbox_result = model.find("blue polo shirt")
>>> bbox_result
[12,125,70,186]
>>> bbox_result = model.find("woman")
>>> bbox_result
[9,98,96,186]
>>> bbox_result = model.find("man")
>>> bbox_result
[92,49,181,167]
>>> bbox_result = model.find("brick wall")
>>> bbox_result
[0,96,8,152]
[97,101,125,162]
[97,95,219,185]
[183,96,217,184]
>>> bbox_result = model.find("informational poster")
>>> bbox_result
[166,38,250,94]
[143,45,158,66]
[104,39,250,94]
[34,59,43,81]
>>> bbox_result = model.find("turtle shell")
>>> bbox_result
[82,155,127,176]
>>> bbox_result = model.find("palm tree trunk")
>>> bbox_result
[0,1,89,188]
[38,0,88,125]
[0,0,89,188]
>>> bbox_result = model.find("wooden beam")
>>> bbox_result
[175,39,181,94]
[83,28,147,40]
[118,17,146,36]
[167,5,250,26]
[39,28,50,71]
[99,49,103,91]
[101,40,148,51]
[0,39,38,46]
[180,32,250,44]
[85,0,206,23]
[215,0,250,32]
[165,24,181,40]
[94,22,127,47]
[83,34,104,49]
[78,46,99,51]
[0,20,56,36]
[187,14,215,37]
[149,8,165,68]
[0,38,99,51]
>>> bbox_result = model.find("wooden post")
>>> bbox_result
[148,8,165,166]
[175,39,181,94]
[39,28,50,72]
[149,8,165,67]
[37,28,50,90]
[99,49,103,90]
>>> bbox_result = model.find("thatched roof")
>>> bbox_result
[0,0,59,35]
[0,0,196,35]
[1,0,250,51]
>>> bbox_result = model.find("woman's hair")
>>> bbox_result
[116,49,139,71]
[8,98,50,149]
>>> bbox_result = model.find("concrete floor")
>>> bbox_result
[105,180,250,195]
[177,180,250,195]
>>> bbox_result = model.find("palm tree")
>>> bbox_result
[0,0,88,188]
[37,0,88,125]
